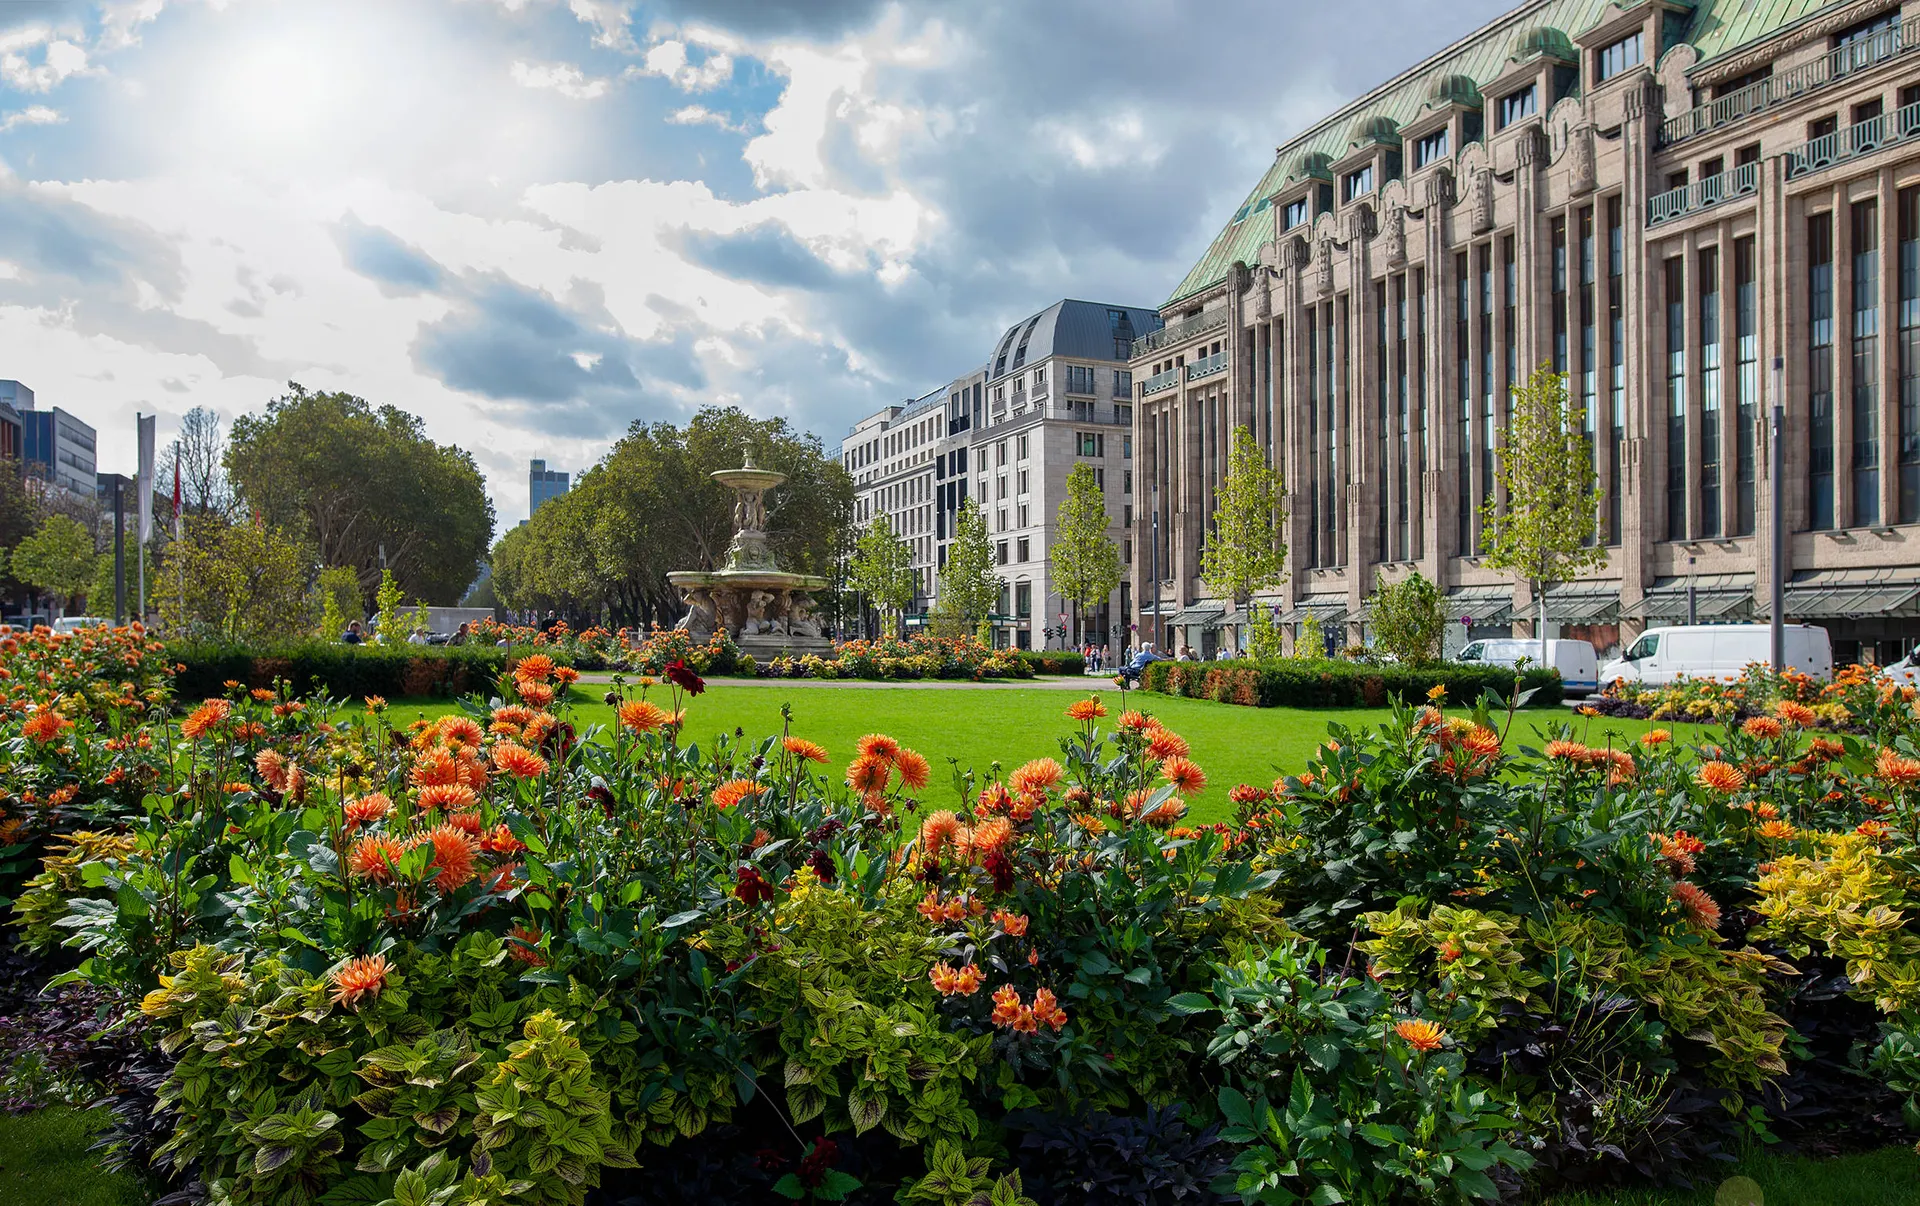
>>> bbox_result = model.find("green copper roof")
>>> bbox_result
[1163,0,1834,307]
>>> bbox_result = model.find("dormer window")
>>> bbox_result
[1497,85,1537,129]
[1594,30,1643,82]
[1282,197,1311,229]
[1342,165,1374,202]
[1414,129,1450,168]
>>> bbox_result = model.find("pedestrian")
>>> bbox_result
[450,621,470,647]
[342,620,364,645]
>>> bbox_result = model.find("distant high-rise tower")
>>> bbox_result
[529,459,570,516]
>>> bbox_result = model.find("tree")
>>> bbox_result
[0,457,40,597]
[89,550,160,620]
[1368,570,1446,665]
[933,496,999,640]
[314,566,362,638]
[11,514,97,613]
[225,383,494,607]
[156,517,313,642]
[159,406,237,520]
[849,515,915,636]
[1201,426,1289,653]
[1482,365,1607,667]
[1049,463,1121,648]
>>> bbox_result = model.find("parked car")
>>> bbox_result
[52,616,108,634]
[1457,638,1600,697]
[1881,648,1920,684]
[3,613,52,631]
[1599,623,1832,687]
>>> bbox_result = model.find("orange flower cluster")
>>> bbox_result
[991,908,1028,936]
[1394,1019,1447,1052]
[928,961,984,996]
[1669,880,1721,932]
[22,706,72,743]
[844,733,931,809]
[329,954,390,1009]
[1650,830,1705,876]
[916,889,985,924]
[180,698,232,739]
[990,984,1067,1032]
[1873,747,1920,787]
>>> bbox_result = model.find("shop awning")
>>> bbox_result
[1279,595,1348,624]
[1776,568,1920,618]
[1632,573,1755,622]
[1445,585,1515,627]
[1164,603,1225,630]
[1543,582,1621,624]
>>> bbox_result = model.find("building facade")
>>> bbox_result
[843,299,1161,649]
[5,380,98,497]
[529,459,570,516]
[1133,0,1920,666]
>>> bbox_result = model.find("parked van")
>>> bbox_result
[1599,624,1832,687]
[1457,638,1600,697]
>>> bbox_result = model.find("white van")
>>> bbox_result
[1599,624,1832,687]
[1457,638,1600,697]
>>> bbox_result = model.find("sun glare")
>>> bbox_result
[217,38,350,143]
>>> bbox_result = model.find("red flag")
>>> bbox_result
[172,459,182,540]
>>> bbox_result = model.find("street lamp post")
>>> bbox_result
[1769,356,1785,671]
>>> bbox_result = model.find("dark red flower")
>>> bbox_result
[795,1137,839,1188]
[587,784,615,818]
[735,865,774,906]
[664,659,706,696]
[807,847,836,884]
[981,849,1015,894]
[753,1148,787,1174]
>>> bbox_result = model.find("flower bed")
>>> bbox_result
[1142,656,1563,709]
[167,639,519,701]
[758,634,1033,681]
[1585,663,1883,730]
[4,623,1920,1204]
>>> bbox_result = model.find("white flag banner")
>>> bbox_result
[136,414,156,542]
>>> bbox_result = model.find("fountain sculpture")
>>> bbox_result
[667,455,831,657]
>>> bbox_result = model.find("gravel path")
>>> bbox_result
[573,673,1114,691]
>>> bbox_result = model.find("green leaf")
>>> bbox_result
[1165,992,1214,1016]
[1302,1037,1342,1071]
[771,1173,807,1200]
[661,909,703,929]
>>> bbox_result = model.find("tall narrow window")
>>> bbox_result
[1550,216,1568,375]
[1377,283,1390,559]
[1809,212,1836,530]
[1480,244,1495,552]
[1700,246,1722,538]
[1412,267,1425,554]
[1901,188,1920,524]
[1456,253,1472,555]
[1853,199,1881,527]
[1735,237,1758,535]
[1305,307,1319,569]
[1666,258,1687,541]
[1578,207,1597,543]
[1607,197,1625,543]
[1335,295,1349,565]
[1502,236,1517,403]
[1396,274,1411,560]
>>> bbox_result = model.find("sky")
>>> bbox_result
[0,0,1512,527]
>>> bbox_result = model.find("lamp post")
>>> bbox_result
[1769,356,1785,671]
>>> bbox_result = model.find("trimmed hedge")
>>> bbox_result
[1140,657,1563,709]
[1018,650,1087,675]
[165,640,539,701]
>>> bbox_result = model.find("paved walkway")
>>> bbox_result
[575,672,1114,691]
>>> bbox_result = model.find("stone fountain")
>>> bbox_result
[667,455,832,658]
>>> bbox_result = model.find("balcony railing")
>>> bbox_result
[1133,309,1227,357]
[1646,161,1760,226]
[1185,352,1228,383]
[1784,101,1920,180]
[1142,367,1181,396]
[1659,16,1918,147]
[1032,379,1050,399]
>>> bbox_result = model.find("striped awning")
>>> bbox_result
[1772,568,1920,618]
[1445,585,1514,626]
[1544,582,1622,624]
[1632,573,1755,621]
[1280,595,1348,624]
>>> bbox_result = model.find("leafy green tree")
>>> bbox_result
[1297,613,1325,660]
[934,496,999,640]
[1049,463,1121,646]
[89,550,161,620]
[849,515,916,636]
[156,517,314,642]
[1368,570,1446,665]
[1201,426,1289,653]
[226,383,493,607]
[1248,603,1284,662]
[0,456,37,596]
[314,566,362,639]
[1482,365,1607,666]
[373,568,406,645]
[12,514,97,613]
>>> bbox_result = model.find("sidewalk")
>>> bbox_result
[573,672,1111,691]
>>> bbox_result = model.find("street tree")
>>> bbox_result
[849,515,915,636]
[1049,463,1121,647]
[156,516,313,642]
[1482,364,1607,667]
[1368,569,1446,665]
[1201,425,1289,654]
[933,496,999,639]
[11,514,97,613]
[159,406,237,520]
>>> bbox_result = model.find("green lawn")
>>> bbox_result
[0,1108,145,1206]
[1546,1145,1920,1205]
[352,684,1712,825]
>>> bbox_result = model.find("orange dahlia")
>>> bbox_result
[1144,727,1190,761]
[894,748,931,792]
[1008,757,1064,794]
[512,653,555,682]
[919,810,963,858]
[1639,729,1672,748]
[1544,740,1589,762]
[710,779,762,810]
[618,700,669,733]
[1757,819,1797,841]
[782,736,829,763]
[343,794,393,829]
[1117,710,1154,731]
[419,824,479,890]
[1874,747,1920,786]
[1670,880,1721,932]
[348,834,406,882]
[329,954,390,1009]
[1065,697,1108,721]
[1773,700,1817,728]
[440,717,484,748]
[506,924,547,966]
[21,707,70,743]
[1394,1019,1447,1052]
[846,754,891,793]
[418,782,478,814]
[971,815,1014,853]
[1742,716,1784,740]
[179,698,231,739]
[1160,756,1207,797]
[855,733,901,762]
[1141,798,1188,828]
[492,742,549,779]
[1695,761,1745,793]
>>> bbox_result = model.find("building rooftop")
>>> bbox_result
[986,299,1163,380]
[1165,0,1847,306]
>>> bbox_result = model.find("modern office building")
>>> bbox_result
[0,393,20,467]
[843,299,1161,649]
[529,459,570,516]
[5,380,98,496]
[1131,0,1920,664]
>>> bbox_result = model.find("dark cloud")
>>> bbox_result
[673,222,839,290]
[332,215,447,297]
[643,0,887,37]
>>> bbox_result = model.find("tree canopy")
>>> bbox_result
[1049,463,1121,645]
[12,514,97,610]
[156,516,313,642]
[225,383,494,607]
[849,514,916,631]
[933,496,999,639]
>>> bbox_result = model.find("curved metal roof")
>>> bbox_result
[987,299,1165,379]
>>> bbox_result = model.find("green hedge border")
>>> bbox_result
[1140,658,1562,709]
[1017,650,1086,675]
[165,641,545,701]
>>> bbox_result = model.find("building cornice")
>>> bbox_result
[1694,0,1896,85]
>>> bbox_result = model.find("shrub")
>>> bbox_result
[1141,657,1562,709]
[1369,570,1446,665]
[1019,650,1086,675]
[166,639,515,700]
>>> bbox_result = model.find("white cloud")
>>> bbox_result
[567,0,635,51]
[631,39,733,91]
[508,60,610,100]
[0,105,64,133]
[666,104,746,134]
[0,33,91,94]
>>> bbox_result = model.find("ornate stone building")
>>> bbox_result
[1132,0,1920,664]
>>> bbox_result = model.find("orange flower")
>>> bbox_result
[971,815,1013,853]
[343,794,393,829]
[1757,819,1797,841]
[412,749,460,786]
[492,742,549,779]
[1695,761,1745,793]
[855,733,901,762]
[1773,700,1817,728]
[929,962,984,996]
[990,984,1024,1028]
[507,924,546,966]
[515,680,556,708]
[1065,697,1108,721]
[249,687,276,703]
[1742,716,1784,740]
[553,666,580,687]
[1670,880,1721,932]
[618,700,669,733]
[1144,727,1190,761]
[1029,987,1067,1031]
[1856,819,1893,841]
[1808,737,1845,761]
[1639,729,1672,748]
[21,707,70,743]
[348,834,406,882]
[1874,747,1920,786]
[1160,757,1207,797]
[1544,740,1589,762]
[894,748,931,792]
[920,810,963,858]
[1141,798,1188,828]
[512,653,555,682]
[481,823,525,855]
[1117,710,1154,732]
[329,954,390,1009]
[1462,726,1503,760]
[1008,758,1064,794]
[711,779,761,810]
[419,824,479,890]
[846,754,891,794]
[492,704,534,727]
[180,698,231,739]
[782,736,829,763]
[418,783,478,814]
[1651,830,1703,875]
[992,909,1028,936]
[1394,1019,1447,1052]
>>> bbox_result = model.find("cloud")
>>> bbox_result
[508,59,610,100]
[331,215,447,297]
[631,39,733,91]
[0,29,89,93]
[665,104,748,134]
[0,105,62,132]
[648,0,888,38]
[673,222,838,291]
